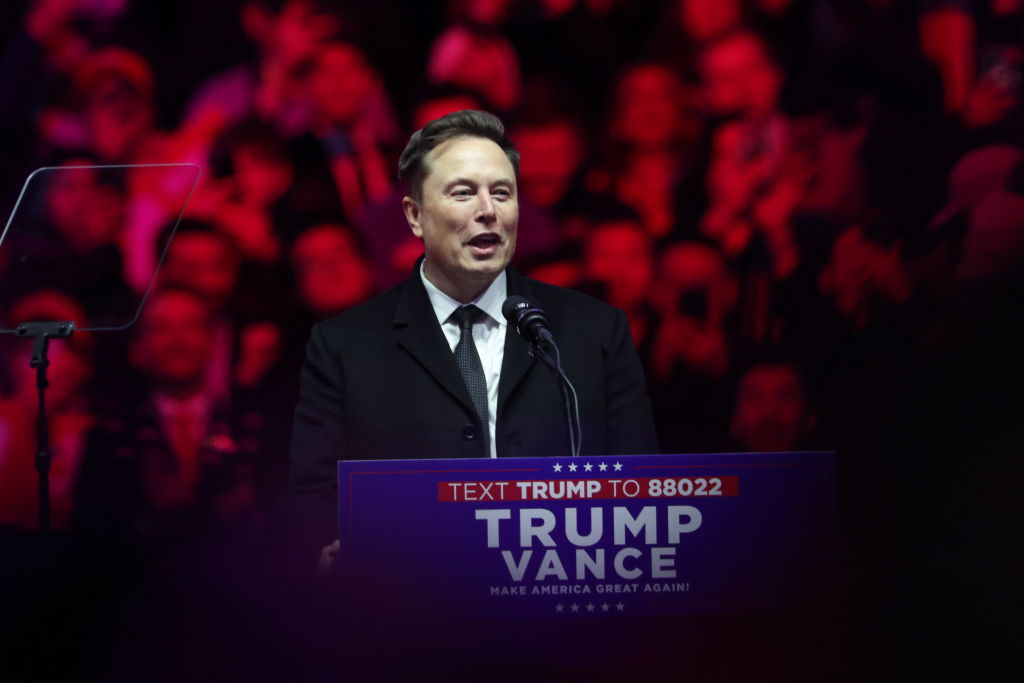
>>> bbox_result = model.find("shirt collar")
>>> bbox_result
[420,261,508,328]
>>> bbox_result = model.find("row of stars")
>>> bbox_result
[551,461,624,473]
[555,602,625,613]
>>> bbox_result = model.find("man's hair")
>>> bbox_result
[397,110,519,201]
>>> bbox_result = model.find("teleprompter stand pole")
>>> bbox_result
[14,321,75,534]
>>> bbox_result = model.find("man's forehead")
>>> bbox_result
[422,136,515,184]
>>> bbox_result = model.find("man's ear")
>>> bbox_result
[402,196,423,238]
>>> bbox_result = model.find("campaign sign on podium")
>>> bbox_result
[337,452,835,619]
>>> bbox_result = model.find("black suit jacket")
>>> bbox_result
[281,264,659,556]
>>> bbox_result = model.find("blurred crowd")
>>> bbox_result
[0,0,1022,546]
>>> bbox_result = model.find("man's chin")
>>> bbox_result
[463,252,511,276]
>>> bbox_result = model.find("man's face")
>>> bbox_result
[731,364,809,452]
[292,224,373,314]
[515,121,582,208]
[161,233,239,310]
[700,34,781,117]
[678,0,741,42]
[404,136,518,299]
[583,222,652,309]
[135,292,212,388]
[614,66,682,149]
[310,43,374,125]
[233,145,293,207]
[85,75,153,160]
[655,243,734,324]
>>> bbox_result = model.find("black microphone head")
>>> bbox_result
[502,295,530,324]
[502,295,552,343]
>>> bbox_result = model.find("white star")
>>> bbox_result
[613,462,623,472]
[583,462,593,472]
[598,462,608,472]
[552,463,562,472]
[555,604,564,613]
[567,462,578,472]
[601,603,610,612]
[615,602,625,611]
[571,603,580,613]
[586,603,595,612]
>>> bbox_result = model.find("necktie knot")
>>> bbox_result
[453,305,485,332]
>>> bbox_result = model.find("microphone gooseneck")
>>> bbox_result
[502,295,581,458]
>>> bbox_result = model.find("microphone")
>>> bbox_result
[502,296,581,457]
[502,296,554,345]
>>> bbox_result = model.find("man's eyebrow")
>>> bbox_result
[443,178,477,190]
[442,177,515,189]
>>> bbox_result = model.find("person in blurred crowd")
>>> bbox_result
[184,0,341,139]
[427,0,521,112]
[511,80,601,241]
[30,42,222,182]
[649,0,745,83]
[289,40,398,226]
[75,287,262,540]
[648,241,737,380]
[819,224,914,333]
[701,116,800,268]
[918,3,977,116]
[514,111,585,216]
[696,30,828,354]
[198,119,301,262]
[157,221,244,402]
[579,217,655,346]
[678,0,744,45]
[290,223,375,321]
[699,28,784,120]
[588,62,703,238]
[729,360,816,452]
[646,241,737,452]
[160,221,242,315]
[160,217,291,394]
[697,29,791,246]
[0,291,95,531]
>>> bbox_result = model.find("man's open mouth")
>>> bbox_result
[468,233,500,246]
[467,233,501,250]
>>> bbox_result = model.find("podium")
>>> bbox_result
[336,451,836,621]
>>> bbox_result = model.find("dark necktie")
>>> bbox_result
[452,305,489,452]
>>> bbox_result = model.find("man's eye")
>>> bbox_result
[452,189,473,198]
[492,189,511,199]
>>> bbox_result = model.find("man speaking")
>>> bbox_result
[282,110,659,566]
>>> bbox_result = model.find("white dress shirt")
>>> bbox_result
[420,263,507,458]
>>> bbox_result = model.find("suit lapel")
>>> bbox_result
[394,265,478,417]
[497,268,538,415]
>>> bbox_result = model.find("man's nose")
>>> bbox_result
[476,191,497,222]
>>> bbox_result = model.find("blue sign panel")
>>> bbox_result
[337,452,835,619]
